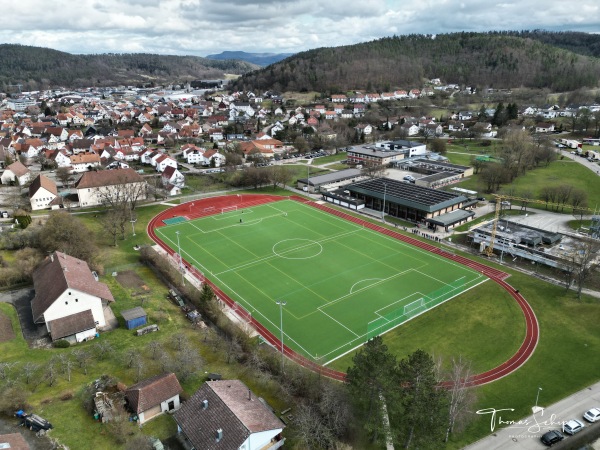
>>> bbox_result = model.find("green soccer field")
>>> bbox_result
[156,200,487,365]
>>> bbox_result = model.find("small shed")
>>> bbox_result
[121,307,148,330]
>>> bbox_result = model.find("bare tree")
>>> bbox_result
[569,238,600,300]
[0,362,17,381]
[22,362,40,384]
[147,341,163,359]
[72,349,91,375]
[94,341,113,360]
[445,356,477,442]
[172,332,186,351]
[175,343,202,381]
[225,334,243,364]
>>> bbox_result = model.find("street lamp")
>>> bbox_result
[382,182,387,222]
[176,231,185,285]
[130,207,137,237]
[535,387,542,409]
[276,300,287,373]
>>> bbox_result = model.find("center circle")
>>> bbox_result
[273,239,323,260]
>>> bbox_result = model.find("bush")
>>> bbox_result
[53,340,70,348]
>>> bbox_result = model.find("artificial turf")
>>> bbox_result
[156,200,485,364]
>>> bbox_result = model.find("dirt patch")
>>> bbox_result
[115,270,147,291]
[0,310,15,342]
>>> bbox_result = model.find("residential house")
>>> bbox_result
[400,123,419,136]
[162,166,185,188]
[155,154,178,173]
[75,168,146,207]
[447,121,464,132]
[535,122,555,133]
[331,94,348,103]
[424,123,443,136]
[29,174,59,211]
[70,152,102,173]
[173,380,285,450]
[125,373,183,425]
[458,111,473,121]
[355,123,373,136]
[1,161,32,185]
[202,149,226,167]
[183,147,205,165]
[31,251,115,342]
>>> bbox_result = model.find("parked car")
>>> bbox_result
[563,419,585,435]
[540,429,564,446]
[583,407,600,423]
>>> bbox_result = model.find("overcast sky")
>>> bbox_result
[2,0,599,57]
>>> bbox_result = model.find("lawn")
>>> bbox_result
[453,153,600,204]
[154,199,485,364]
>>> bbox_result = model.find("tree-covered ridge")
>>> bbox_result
[233,32,600,93]
[0,44,259,90]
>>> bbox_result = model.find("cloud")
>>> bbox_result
[0,0,598,56]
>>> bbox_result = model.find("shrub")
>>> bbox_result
[53,340,70,348]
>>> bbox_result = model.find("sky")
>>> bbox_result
[2,0,599,57]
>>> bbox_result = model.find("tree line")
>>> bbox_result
[233,32,600,93]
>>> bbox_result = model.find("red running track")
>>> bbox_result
[147,194,539,385]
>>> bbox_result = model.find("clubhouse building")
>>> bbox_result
[322,177,476,231]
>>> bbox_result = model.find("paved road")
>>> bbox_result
[559,149,600,175]
[465,381,600,450]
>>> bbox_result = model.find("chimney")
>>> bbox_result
[248,389,251,401]
[215,428,223,442]
[202,399,208,410]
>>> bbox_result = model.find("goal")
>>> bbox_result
[221,206,238,214]
[403,298,425,316]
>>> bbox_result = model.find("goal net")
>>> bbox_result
[403,298,425,316]
[221,206,238,214]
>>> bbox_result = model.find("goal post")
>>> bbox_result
[221,205,238,214]
[403,298,425,317]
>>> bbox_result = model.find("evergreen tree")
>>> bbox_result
[347,336,398,445]
[392,350,449,449]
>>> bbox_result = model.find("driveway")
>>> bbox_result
[0,417,54,450]
[0,287,49,345]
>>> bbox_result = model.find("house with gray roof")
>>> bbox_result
[31,251,114,342]
[174,379,285,450]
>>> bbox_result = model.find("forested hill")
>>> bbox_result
[0,44,259,90]
[232,32,600,93]
[508,30,600,58]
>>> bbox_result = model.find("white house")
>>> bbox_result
[75,168,146,208]
[1,161,32,185]
[174,380,285,450]
[202,149,226,167]
[31,251,115,342]
[29,174,59,211]
[125,373,183,425]
[161,165,185,188]
[70,152,102,173]
[155,154,178,172]
[183,148,205,165]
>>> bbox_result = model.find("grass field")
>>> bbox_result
[155,199,486,364]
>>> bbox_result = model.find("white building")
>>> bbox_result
[75,168,146,208]
[31,252,115,342]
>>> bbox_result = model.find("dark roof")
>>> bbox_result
[174,380,283,450]
[74,168,143,189]
[28,174,58,198]
[31,252,114,323]
[426,209,475,226]
[299,168,362,186]
[0,432,30,450]
[121,307,147,321]
[47,310,96,341]
[348,177,466,213]
[125,373,182,414]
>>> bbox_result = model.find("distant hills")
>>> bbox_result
[3,31,600,94]
[232,31,600,93]
[205,51,294,67]
[0,44,259,91]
